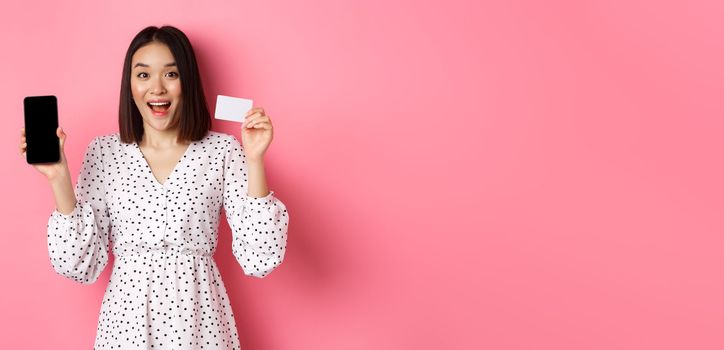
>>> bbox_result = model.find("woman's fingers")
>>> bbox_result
[245,107,265,117]
[20,127,65,154]
[244,115,270,128]
[252,122,271,129]
[244,112,262,123]
[244,107,267,121]
[20,127,25,156]
[242,106,274,132]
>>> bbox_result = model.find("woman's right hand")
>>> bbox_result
[20,126,71,182]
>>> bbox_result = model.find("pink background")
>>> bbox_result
[2,0,723,349]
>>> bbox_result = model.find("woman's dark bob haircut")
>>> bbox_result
[119,25,211,144]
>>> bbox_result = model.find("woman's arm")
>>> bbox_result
[246,159,270,198]
[47,136,111,285]
[241,106,273,199]
[49,172,77,215]
[222,135,289,278]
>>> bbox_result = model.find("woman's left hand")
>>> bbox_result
[241,106,274,161]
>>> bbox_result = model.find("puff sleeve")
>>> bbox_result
[222,135,289,278]
[46,136,111,285]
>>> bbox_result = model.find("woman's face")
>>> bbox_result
[130,42,182,132]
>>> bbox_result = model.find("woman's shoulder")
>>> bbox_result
[86,132,122,151]
[204,130,233,142]
[97,132,121,144]
[203,130,240,148]
[207,130,237,140]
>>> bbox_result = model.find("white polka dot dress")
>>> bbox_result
[46,130,289,349]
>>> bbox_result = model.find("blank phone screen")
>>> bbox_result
[24,95,60,164]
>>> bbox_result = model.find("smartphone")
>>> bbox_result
[24,95,60,164]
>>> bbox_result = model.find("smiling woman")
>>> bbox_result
[43,25,290,350]
[133,45,180,122]
[119,26,211,144]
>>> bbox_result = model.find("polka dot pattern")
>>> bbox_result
[46,130,289,348]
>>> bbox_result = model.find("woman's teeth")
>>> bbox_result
[148,102,171,112]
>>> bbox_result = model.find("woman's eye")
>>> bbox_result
[135,72,177,79]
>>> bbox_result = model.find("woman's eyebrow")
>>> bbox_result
[133,62,177,68]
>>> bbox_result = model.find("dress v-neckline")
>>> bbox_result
[134,140,196,187]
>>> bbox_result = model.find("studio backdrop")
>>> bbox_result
[1,0,723,349]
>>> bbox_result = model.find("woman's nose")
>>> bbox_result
[150,76,166,94]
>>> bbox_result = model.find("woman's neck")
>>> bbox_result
[140,128,186,149]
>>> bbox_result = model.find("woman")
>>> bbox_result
[19,25,289,349]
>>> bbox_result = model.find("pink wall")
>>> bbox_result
[2,0,723,348]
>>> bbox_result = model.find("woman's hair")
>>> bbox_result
[118,25,211,144]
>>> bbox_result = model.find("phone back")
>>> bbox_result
[24,95,60,164]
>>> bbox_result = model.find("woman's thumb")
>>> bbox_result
[57,126,65,148]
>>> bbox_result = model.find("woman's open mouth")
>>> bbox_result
[147,101,171,117]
